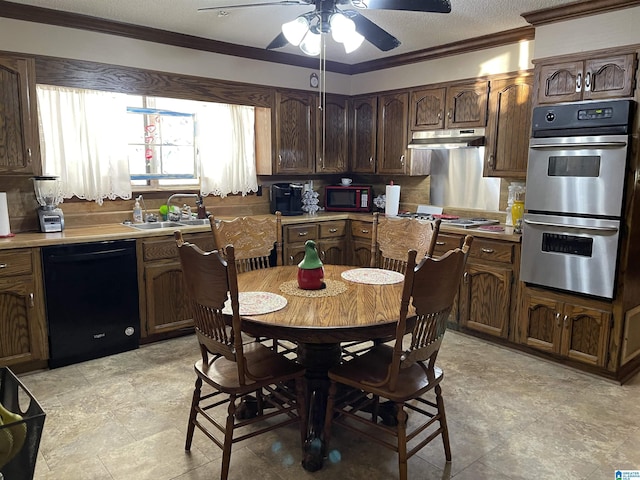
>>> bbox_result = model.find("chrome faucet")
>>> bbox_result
[166,193,199,221]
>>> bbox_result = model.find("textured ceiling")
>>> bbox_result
[8,0,582,64]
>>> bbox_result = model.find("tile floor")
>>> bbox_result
[16,330,640,480]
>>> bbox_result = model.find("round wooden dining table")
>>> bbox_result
[235,264,412,471]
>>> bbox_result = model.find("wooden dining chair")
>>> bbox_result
[323,235,473,480]
[342,212,442,360]
[175,231,306,480]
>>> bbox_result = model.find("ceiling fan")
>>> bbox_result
[198,0,452,54]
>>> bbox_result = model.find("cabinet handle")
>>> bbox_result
[400,154,405,166]
[320,250,326,262]
[27,148,32,157]
[298,231,309,237]
[584,71,591,92]
[463,271,469,284]
[436,241,446,246]
[481,248,494,254]
[556,312,561,327]
[329,228,337,233]
[488,154,495,168]
[0,263,7,269]
[438,111,442,120]
[29,293,34,308]
[278,154,282,166]
[563,315,569,328]
[361,229,369,234]
[447,109,452,119]
[369,156,373,165]
[288,255,294,265]
[576,72,582,92]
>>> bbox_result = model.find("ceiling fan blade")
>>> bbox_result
[198,1,312,12]
[266,32,289,50]
[351,0,451,13]
[343,9,401,52]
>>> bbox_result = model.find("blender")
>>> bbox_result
[32,176,65,232]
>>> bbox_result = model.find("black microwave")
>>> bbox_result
[325,185,372,212]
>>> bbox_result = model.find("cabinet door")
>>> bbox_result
[143,261,193,337]
[583,54,636,100]
[518,291,562,353]
[274,91,315,174]
[0,54,40,174]
[349,220,373,266]
[351,96,377,173]
[377,92,408,174]
[318,239,346,265]
[409,87,446,131]
[536,61,583,104]
[0,277,45,366]
[560,303,611,367]
[445,81,488,129]
[318,94,348,173]
[459,263,512,338]
[484,75,533,178]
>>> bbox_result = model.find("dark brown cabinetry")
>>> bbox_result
[283,221,347,265]
[518,286,612,367]
[535,52,636,104]
[484,73,534,178]
[349,219,373,266]
[377,92,409,174]
[273,90,315,174]
[350,95,377,174]
[0,249,48,370]
[0,53,40,174]
[317,95,349,174]
[409,81,488,131]
[138,233,215,340]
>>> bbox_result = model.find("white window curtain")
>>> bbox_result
[196,103,258,197]
[36,85,133,205]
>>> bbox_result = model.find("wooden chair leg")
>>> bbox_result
[435,384,452,461]
[185,377,202,451]
[221,394,238,480]
[396,404,408,480]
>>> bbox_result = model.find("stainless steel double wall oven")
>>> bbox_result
[520,100,635,299]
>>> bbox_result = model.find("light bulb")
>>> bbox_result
[300,29,321,56]
[343,30,365,53]
[330,13,355,43]
[282,16,309,46]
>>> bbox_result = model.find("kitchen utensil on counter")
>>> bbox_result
[32,176,64,233]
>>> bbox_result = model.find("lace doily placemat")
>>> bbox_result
[222,292,288,315]
[279,279,349,297]
[341,268,404,285]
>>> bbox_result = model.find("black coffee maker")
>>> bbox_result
[270,183,304,216]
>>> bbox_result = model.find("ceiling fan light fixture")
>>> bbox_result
[299,28,321,56]
[329,12,355,43]
[282,16,309,46]
[343,30,365,53]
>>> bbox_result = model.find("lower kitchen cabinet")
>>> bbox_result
[349,219,373,266]
[283,220,347,265]
[0,248,48,371]
[138,232,215,340]
[518,286,612,368]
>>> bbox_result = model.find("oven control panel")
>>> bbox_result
[578,106,613,120]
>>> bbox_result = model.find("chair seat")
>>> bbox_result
[196,342,304,394]
[328,344,443,402]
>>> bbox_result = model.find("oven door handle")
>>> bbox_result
[529,142,627,149]
[523,218,619,232]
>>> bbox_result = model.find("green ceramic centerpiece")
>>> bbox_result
[297,240,324,290]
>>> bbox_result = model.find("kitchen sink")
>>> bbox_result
[177,218,210,226]
[126,221,183,230]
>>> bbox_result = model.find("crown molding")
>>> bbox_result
[522,0,640,26]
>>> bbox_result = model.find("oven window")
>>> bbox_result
[548,156,600,177]
[329,190,356,207]
[542,233,593,257]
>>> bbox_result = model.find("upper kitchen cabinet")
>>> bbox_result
[535,51,636,105]
[350,95,377,174]
[377,92,409,174]
[273,90,315,174]
[483,73,534,178]
[0,53,41,175]
[317,94,349,174]
[409,80,488,131]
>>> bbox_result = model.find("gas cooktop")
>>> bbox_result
[397,213,500,229]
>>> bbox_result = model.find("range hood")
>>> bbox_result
[408,128,485,149]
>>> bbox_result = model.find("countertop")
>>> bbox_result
[0,212,521,250]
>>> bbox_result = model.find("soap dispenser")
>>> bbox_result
[133,196,143,223]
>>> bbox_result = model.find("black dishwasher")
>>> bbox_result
[42,239,140,368]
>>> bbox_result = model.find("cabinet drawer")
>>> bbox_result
[285,224,319,244]
[351,220,373,240]
[320,221,346,238]
[142,233,215,261]
[469,238,514,264]
[433,234,462,257]
[0,250,33,277]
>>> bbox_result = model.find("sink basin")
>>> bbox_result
[178,219,210,226]
[126,221,183,230]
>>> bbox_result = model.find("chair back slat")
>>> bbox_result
[385,235,473,391]
[210,211,283,270]
[370,212,441,273]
